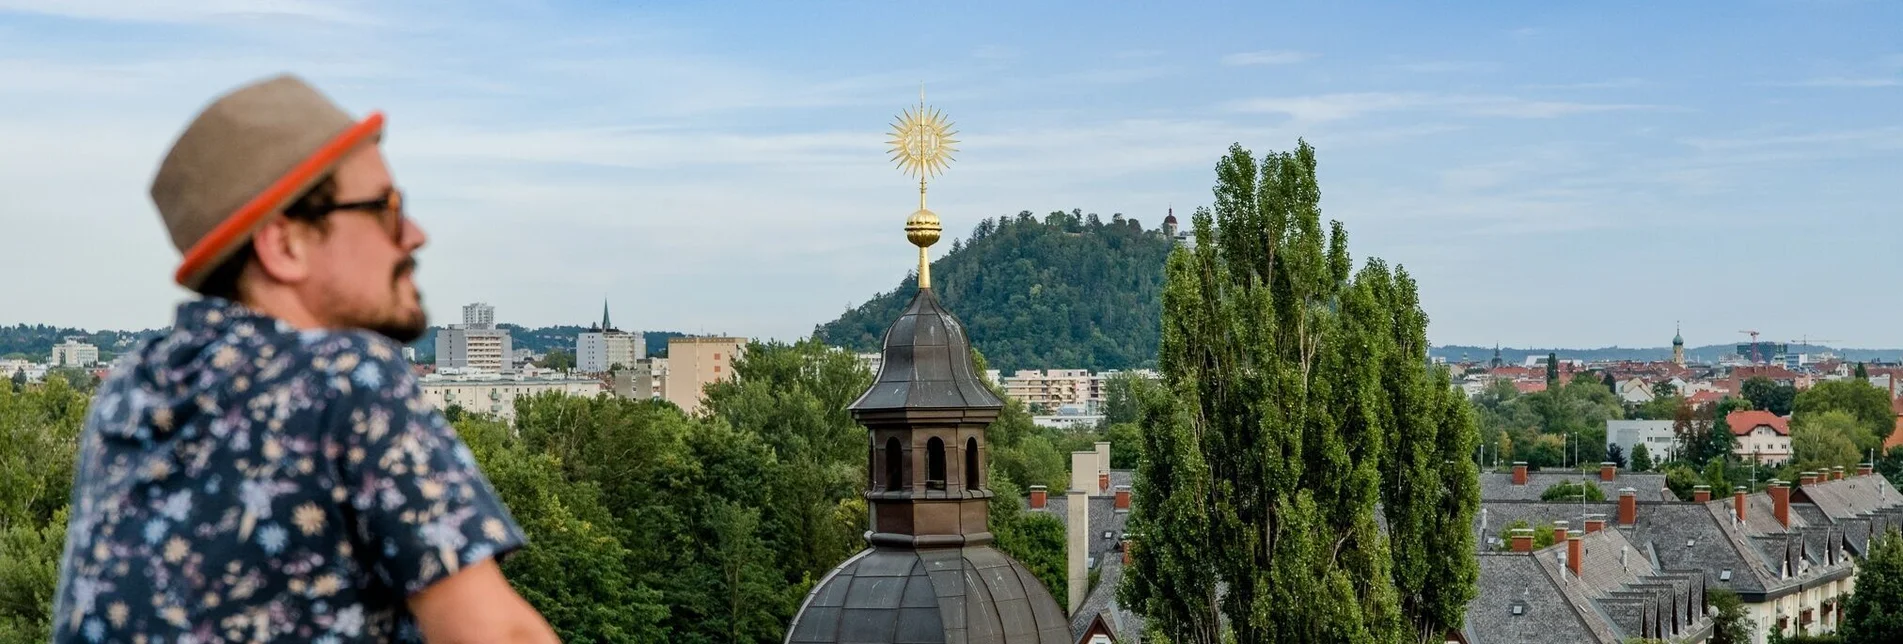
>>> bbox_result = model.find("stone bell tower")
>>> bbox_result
[783,92,1069,644]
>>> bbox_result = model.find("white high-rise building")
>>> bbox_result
[437,302,511,373]
[463,302,495,329]
[50,337,99,367]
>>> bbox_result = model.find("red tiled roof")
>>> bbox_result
[1687,391,1724,406]
[1513,380,1548,394]
[1727,410,1790,436]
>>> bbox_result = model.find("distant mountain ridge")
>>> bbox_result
[1431,344,1903,365]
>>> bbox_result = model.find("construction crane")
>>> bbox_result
[1739,330,1761,363]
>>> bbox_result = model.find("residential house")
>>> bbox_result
[1729,410,1792,466]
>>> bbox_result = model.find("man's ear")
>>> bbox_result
[251,219,316,285]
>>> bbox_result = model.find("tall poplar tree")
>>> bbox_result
[1123,141,1479,643]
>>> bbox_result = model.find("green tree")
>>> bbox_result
[1630,443,1654,472]
[1680,398,1744,466]
[702,340,873,585]
[1709,588,1751,644]
[1495,519,1557,551]
[1546,353,1559,385]
[539,348,576,371]
[1795,380,1893,453]
[1654,381,1678,398]
[1372,266,1480,644]
[1792,410,1871,473]
[458,417,670,642]
[1878,445,1903,487]
[1856,363,1870,379]
[1742,377,1797,416]
[1105,422,1143,469]
[1630,394,1684,420]
[0,508,65,642]
[1101,372,1143,428]
[1664,464,1703,501]
[1540,480,1607,502]
[1702,458,1735,495]
[1123,141,1476,644]
[1606,443,1627,469]
[1841,530,1903,643]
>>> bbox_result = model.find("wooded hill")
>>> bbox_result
[815,210,1175,374]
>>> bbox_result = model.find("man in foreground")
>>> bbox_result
[51,74,560,643]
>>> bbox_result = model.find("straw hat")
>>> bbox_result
[150,74,384,290]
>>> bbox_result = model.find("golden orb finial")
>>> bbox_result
[889,86,957,290]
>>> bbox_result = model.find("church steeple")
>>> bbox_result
[785,91,1069,644]
[601,299,612,332]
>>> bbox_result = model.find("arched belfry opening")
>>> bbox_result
[885,436,903,491]
[926,437,947,490]
[965,437,980,490]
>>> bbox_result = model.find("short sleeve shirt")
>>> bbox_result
[52,299,527,643]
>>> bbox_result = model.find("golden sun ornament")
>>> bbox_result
[887,93,959,180]
[888,88,956,290]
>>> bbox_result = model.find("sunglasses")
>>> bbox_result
[283,189,407,243]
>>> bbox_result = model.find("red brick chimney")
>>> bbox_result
[1584,514,1605,534]
[1512,461,1528,486]
[1600,462,1616,482]
[1693,485,1711,503]
[1114,485,1131,511]
[1800,471,1818,487]
[1121,540,1132,565]
[1553,521,1569,543]
[1771,481,1791,528]
[1734,486,1747,522]
[1029,485,1047,509]
[1833,466,1845,481]
[1098,472,1110,492]
[1567,535,1584,578]
[1618,487,1637,526]
[1511,528,1534,552]
[1860,464,1875,477]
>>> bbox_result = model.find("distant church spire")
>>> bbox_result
[601,299,612,331]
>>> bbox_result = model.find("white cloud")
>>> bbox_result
[1778,76,1900,88]
[1061,66,1175,85]
[1220,50,1318,66]
[1394,60,1500,74]
[0,0,372,25]
[1521,78,1649,90]
[1220,92,1666,122]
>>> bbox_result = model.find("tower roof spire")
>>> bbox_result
[601,299,612,331]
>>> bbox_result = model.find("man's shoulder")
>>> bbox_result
[294,330,421,398]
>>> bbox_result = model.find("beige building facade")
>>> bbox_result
[419,373,604,424]
[664,336,746,415]
[51,337,99,367]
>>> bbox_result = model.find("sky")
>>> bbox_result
[1,1,1899,349]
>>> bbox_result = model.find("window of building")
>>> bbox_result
[926,437,946,490]
[965,438,980,490]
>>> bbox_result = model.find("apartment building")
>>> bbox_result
[418,372,604,424]
[50,337,99,367]
[663,336,746,415]
[435,302,512,373]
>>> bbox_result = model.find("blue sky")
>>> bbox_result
[1,1,1898,349]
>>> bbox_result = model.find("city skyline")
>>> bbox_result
[2,1,1899,347]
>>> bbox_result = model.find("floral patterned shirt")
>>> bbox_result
[52,298,526,643]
